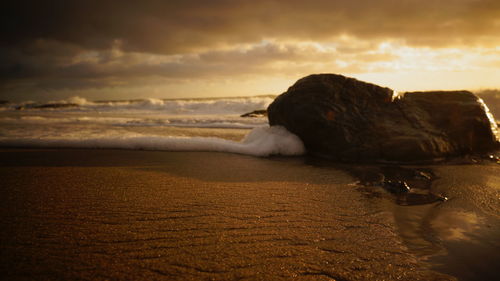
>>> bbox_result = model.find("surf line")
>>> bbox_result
[0,126,305,157]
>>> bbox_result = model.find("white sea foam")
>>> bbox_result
[0,126,305,157]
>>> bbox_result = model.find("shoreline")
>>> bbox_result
[2,148,494,280]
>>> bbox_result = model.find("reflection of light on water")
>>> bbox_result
[431,211,482,241]
[477,97,499,141]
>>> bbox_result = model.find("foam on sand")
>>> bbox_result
[0,126,305,157]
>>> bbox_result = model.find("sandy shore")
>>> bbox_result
[0,149,457,280]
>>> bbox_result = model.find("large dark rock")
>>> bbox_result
[267,74,499,162]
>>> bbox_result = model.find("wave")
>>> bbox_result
[116,116,266,129]
[0,126,305,157]
[0,95,275,115]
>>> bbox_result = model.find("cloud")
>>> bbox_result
[3,0,499,54]
[1,0,499,100]
[0,40,401,90]
[2,38,499,97]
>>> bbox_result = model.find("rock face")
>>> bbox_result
[240,109,267,118]
[267,74,499,162]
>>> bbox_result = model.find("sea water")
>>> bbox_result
[0,96,304,156]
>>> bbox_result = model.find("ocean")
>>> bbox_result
[0,96,304,156]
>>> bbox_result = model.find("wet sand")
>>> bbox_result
[0,149,470,280]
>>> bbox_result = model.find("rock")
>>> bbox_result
[240,109,267,117]
[267,74,499,162]
[382,180,411,194]
[347,165,446,205]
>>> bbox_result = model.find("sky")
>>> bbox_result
[1,0,500,102]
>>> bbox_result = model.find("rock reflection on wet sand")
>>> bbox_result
[0,149,452,281]
[431,211,481,241]
[390,164,500,281]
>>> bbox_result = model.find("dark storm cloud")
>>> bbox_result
[3,0,499,54]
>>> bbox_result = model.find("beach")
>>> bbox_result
[0,148,465,281]
[0,97,499,280]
